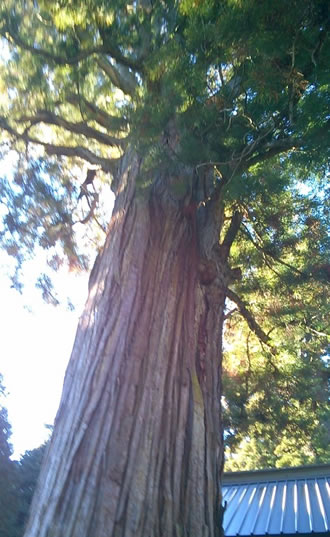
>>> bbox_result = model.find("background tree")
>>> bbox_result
[0,377,48,537]
[0,1,329,536]
[223,320,329,470]
[14,443,48,535]
[222,169,330,470]
[0,374,19,537]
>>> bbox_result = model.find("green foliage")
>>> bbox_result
[222,169,330,470]
[0,0,328,272]
[0,157,89,291]
[0,0,329,470]
[0,376,48,536]
[14,443,47,533]
[223,322,329,470]
[0,375,19,537]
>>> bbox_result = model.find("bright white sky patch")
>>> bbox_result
[0,139,115,460]
[0,256,89,459]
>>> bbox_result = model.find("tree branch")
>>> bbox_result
[78,192,99,224]
[220,210,243,259]
[0,115,120,175]
[3,28,107,65]
[19,110,125,147]
[308,326,330,339]
[241,223,303,276]
[65,94,128,132]
[42,143,119,175]
[207,62,247,105]
[226,288,275,351]
[97,56,138,96]
[195,127,285,192]
[0,116,17,138]
[241,137,303,170]
[97,27,144,71]
[3,25,143,71]
[224,307,238,320]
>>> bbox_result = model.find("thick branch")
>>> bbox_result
[3,28,107,65]
[3,26,143,71]
[79,193,99,225]
[19,110,125,147]
[208,62,247,105]
[241,137,303,170]
[225,71,244,100]
[195,129,289,192]
[0,115,120,174]
[223,307,238,320]
[43,143,119,175]
[308,327,330,339]
[66,94,128,132]
[220,210,243,259]
[226,288,274,350]
[0,116,18,138]
[97,56,138,96]
[97,27,144,71]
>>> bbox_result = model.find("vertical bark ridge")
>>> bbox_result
[24,153,225,537]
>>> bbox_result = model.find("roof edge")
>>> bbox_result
[222,463,330,484]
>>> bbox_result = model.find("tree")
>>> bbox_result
[0,375,19,537]
[15,443,48,535]
[0,389,49,537]
[222,172,330,470]
[0,1,329,536]
[223,317,330,470]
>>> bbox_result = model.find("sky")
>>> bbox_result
[0,256,89,459]
[0,145,114,460]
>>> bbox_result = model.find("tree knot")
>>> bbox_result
[198,258,217,285]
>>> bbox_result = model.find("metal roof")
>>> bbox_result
[222,465,330,536]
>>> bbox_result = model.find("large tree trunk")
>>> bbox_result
[24,150,227,537]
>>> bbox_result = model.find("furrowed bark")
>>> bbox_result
[24,149,227,537]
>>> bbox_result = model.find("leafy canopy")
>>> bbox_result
[0,1,329,466]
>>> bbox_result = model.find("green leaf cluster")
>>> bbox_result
[0,156,89,293]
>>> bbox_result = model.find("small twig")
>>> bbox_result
[78,192,98,225]
[224,307,238,320]
[219,65,224,86]
[308,327,330,339]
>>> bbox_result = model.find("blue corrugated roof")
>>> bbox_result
[222,465,330,536]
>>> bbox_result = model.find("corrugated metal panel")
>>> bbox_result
[222,475,330,535]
